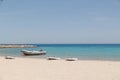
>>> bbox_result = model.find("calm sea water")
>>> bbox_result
[0,44,120,61]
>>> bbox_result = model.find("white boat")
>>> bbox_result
[21,50,46,56]
[66,58,78,61]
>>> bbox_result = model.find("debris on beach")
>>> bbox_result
[66,58,78,61]
[5,56,15,59]
[47,57,61,60]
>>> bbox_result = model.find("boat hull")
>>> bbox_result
[21,50,46,56]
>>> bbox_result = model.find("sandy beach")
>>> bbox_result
[0,57,120,80]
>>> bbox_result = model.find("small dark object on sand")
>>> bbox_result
[5,56,15,59]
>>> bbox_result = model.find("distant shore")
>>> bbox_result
[0,44,37,48]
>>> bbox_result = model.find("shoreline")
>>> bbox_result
[0,56,120,80]
[0,44,37,48]
[1,55,120,62]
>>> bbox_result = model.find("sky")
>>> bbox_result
[0,0,120,44]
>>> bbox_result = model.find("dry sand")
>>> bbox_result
[0,57,120,80]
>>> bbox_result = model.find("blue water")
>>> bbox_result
[0,44,120,61]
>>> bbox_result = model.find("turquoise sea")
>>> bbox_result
[0,44,120,61]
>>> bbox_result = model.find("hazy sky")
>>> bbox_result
[0,0,120,44]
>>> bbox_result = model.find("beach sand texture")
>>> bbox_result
[0,57,120,80]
